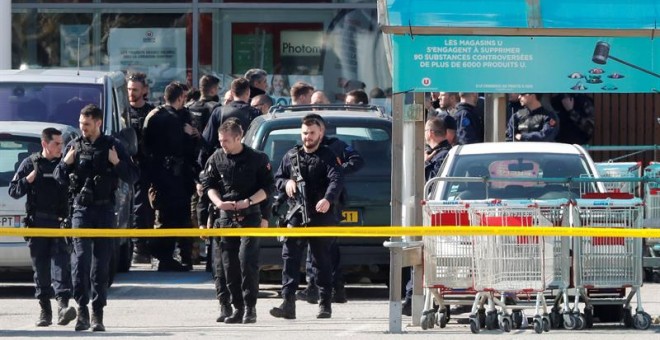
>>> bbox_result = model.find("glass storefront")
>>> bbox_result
[11,1,392,106]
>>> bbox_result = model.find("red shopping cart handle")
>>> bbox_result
[581,192,634,199]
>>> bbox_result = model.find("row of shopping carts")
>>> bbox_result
[420,195,652,334]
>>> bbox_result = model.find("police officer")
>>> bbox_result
[506,93,560,142]
[142,81,197,271]
[54,104,138,332]
[270,115,344,320]
[454,92,484,145]
[9,128,77,327]
[424,117,452,180]
[201,118,274,324]
[294,114,364,305]
[126,72,156,263]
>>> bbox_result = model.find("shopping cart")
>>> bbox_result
[643,162,660,227]
[572,194,652,330]
[420,200,483,330]
[467,202,555,334]
[594,162,642,196]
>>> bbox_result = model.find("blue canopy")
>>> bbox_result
[383,0,659,30]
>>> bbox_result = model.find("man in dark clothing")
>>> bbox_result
[454,92,484,145]
[187,75,221,134]
[9,127,77,328]
[270,115,344,320]
[142,82,198,271]
[126,72,156,263]
[54,104,138,332]
[550,93,595,145]
[424,117,452,180]
[201,118,275,324]
[294,114,364,305]
[244,68,268,99]
[506,93,560,142]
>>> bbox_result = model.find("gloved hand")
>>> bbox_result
[271,202,282,218]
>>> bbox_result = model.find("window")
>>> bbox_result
[0,137,40,187]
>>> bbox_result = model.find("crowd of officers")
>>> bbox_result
[9,68,370,330]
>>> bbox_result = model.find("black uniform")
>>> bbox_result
[506,106,560,142]
[186,98,218,134]
[9,153,73,323]
[424,140,452,180]
[272,145,343,317]
[142,104,196,270]
[550,94,595,145]
[454,102,484,145]
[53,135,138,327]
[129,102,155,256]
[200,145,274,323]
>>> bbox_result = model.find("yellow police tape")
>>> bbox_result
[1,226,660,238]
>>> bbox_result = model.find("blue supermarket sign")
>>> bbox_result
[392,35,659,93]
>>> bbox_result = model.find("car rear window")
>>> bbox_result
[444,152,596,200]
[0,137,41,187]
[263,126,391,177]
[0,83,103,128]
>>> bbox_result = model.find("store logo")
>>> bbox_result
[422,77,431,86]
[143,31,155,43]
[280,31,323,57]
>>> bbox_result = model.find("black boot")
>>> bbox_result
[243,306,257,324]
[296,284,319,304]
[270,296,296,319]
[56,299,77,326]
[75,306,90,331]
[401,297,412,316]
[91,308,105,332]
[317,301,332,319]
[332,286,348,304]
[224,306,245,324]
[36,299,52,327]
[216,303,233,323]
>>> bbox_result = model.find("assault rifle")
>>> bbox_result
[285,150,310,226]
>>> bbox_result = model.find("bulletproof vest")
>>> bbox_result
[129,103,155,142]
[516,109,547,134]
[27,153,68,217]
[186,99,217,132]
[288,147,329,206]
[71,135,118,204]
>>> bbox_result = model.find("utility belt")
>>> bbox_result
[75,195,112,207]
[219,205,260,223]
[33,211,65,221]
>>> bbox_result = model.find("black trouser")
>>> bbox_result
[213,213,261,309]
[71,205,114,311]
[150,204,192,263]
[132,165,154,255]
[305,237,343,288]
[282,236,333,302]
[212,237,229,305]
[28,216,72,301]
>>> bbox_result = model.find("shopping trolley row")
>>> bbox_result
[419,196,652,334]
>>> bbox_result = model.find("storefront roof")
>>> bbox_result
[382,0,659,31]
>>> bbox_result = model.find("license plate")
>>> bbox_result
[0,215,23,228]
[340,210,360,224]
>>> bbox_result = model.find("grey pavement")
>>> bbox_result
[0,264,659,339]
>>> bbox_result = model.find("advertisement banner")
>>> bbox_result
[392,35,659,93]
[108,28,186,98]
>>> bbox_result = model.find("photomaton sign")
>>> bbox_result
[392,35,659,93]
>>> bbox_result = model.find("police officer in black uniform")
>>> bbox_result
[9,127,77,327]
[126,72,156,263]
[294,114,364,305]
[270,115,344,320]
[201,118,274,324]
[506,93,560,142]
[54,104,138,332]
[142,82,197,271]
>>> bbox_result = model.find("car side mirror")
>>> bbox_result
[117,127,138,156]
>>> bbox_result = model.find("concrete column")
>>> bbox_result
[0,0,12,68]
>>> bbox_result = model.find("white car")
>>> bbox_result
[0,121,79,270]
[428,142,605,201]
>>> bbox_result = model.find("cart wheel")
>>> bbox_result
[437,312,447,328]
[633,312,652,330]
[500,317,512,333]
[575,314,585,330]
[563,314,577,330]
[533,319,543,334]
[444,305,451,322]
[478,308,486,328]
[485,311,498,330]
[542,317,551,332]
[583,307,594,329]
[512,311,523,329]
[428,312,436,329]
[623,308,634,328]
[420,314,430,330]
[550,310,562,329]
[469,316,480,334]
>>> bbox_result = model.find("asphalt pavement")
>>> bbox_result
[1,264,659,339]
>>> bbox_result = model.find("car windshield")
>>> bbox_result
[264,125,391,177]
[443,152,596,200]
[0,136,41,187]
[0,83,103,128]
